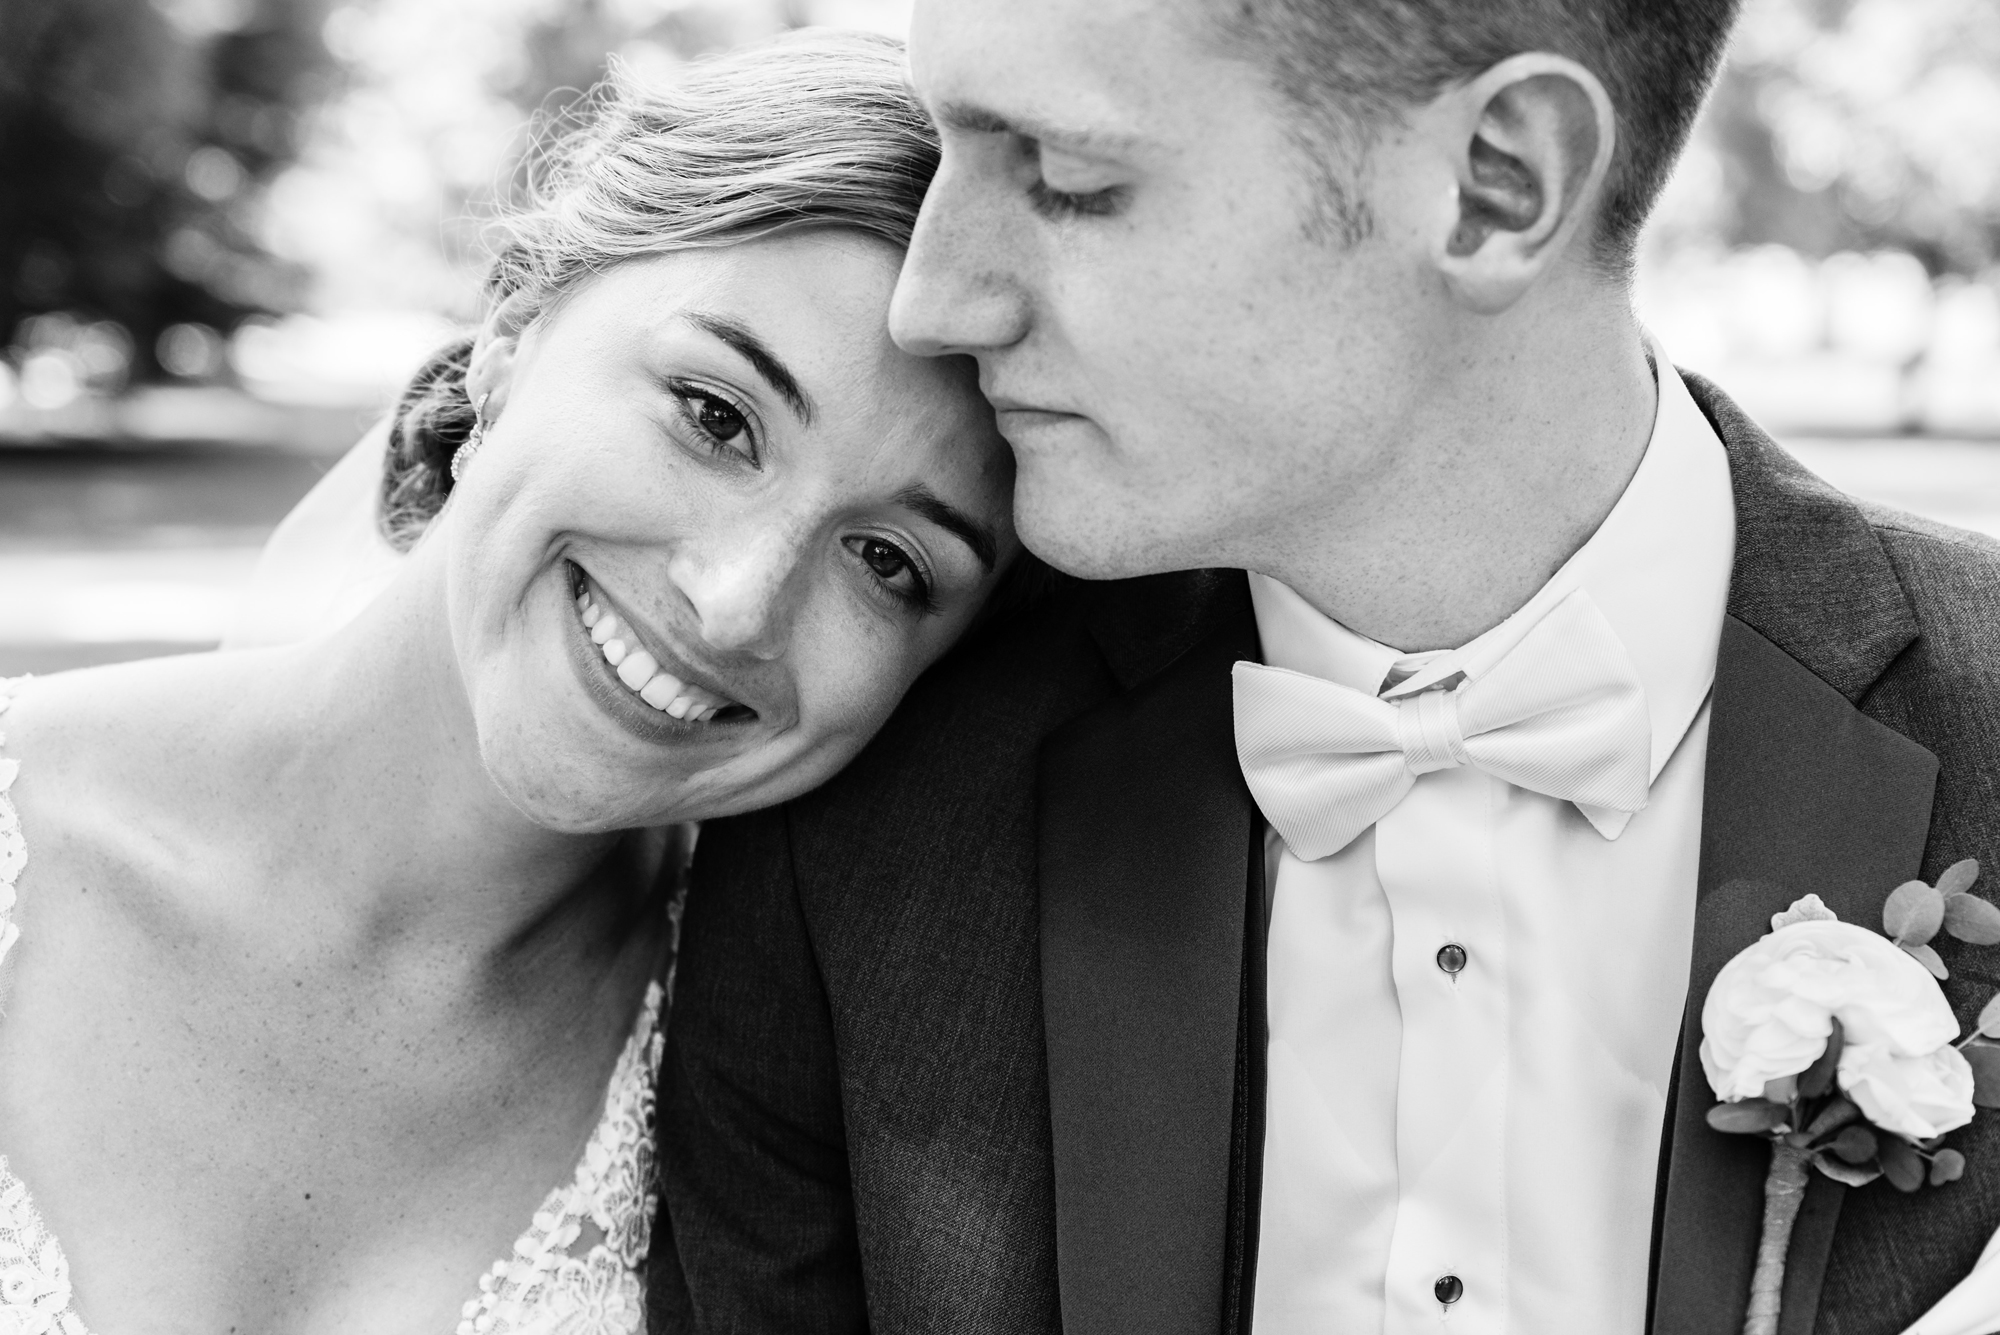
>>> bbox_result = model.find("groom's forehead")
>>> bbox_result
[909,0,1223,108]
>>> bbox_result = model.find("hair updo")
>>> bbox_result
[379,30,941,550]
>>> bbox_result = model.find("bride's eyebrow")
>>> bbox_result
[683,310,817,425]
[895,483,998,573]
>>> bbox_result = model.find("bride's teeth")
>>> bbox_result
[579,590,741,720]
[616,650,658,691]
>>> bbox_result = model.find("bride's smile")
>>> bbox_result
[571,563,752,725]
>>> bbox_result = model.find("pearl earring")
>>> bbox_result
[450,393,492,483]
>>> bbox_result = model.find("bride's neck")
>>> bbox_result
[208,548,640,960]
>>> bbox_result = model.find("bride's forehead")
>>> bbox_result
[601,241,987,412]
[600,233,903,335]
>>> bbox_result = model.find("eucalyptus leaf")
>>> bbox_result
[1939,859,1981,899]
[1799,1018,1844,1099]
[1930,1148,1968,1186]
[1706,1099,1790,1135]
[1886,880,1946,946]
[1828,1124,1879,1164]
[1978,994,2000,1040]
[1944,894,2000,946]
[1881,1137,1926,1192]
[1902,941,1950,980]
[1806,1095,1861,1139]
[1965,1041,2000,1108]
[1813,1155,1883,1188]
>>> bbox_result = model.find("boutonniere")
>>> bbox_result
[1701,861,2000,1335]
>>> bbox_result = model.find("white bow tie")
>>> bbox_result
[1232,589,1654,861]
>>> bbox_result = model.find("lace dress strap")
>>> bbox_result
[455,979,667,1334]
[0,675,85,1335]
[0,675,27,968]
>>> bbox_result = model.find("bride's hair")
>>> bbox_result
[379,30,941,550]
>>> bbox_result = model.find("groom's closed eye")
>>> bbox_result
[936,102,1139,219]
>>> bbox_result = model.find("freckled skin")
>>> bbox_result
[891,0,1440,582]
[454,231,1020,829]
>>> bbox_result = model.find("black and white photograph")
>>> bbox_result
[2,0,1999,1330]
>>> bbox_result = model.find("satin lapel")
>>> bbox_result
[1650,616,1939,1335]
[1039,577,1261,1335]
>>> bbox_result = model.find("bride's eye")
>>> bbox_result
[845,535,934,613]
[670,385,756,462]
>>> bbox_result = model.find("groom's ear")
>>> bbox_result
[1420,52,1617,314]
[465,289,541,421]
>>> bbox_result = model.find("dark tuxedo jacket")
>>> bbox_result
[651,376,2000,1335]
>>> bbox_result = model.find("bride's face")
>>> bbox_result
[437,231,1019,829]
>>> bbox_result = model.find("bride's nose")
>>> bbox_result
[669,520,812,661]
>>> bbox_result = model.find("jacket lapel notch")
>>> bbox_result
[1040,574,1261,1335]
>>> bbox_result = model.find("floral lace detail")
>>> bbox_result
[1,676,80,1335]
[0,674,678,1335]
[0,1158,85,1335]
[0,677,28,971]
[455,979,664,1335]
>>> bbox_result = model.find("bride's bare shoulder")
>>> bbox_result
[1,651,285,892]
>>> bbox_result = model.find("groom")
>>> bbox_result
[654,0,2000,1332]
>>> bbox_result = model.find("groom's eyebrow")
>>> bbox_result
[896,483,999,573]
[936,101,1144,158]
[685,311,816,424]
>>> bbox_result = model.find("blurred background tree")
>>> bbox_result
[0,0,336,385]
[1,0,1995,410]
[1676,0,2000,274]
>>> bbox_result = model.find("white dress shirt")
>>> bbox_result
[1248,352,1736,1334]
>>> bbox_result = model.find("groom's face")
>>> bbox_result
[893,0,1440,579]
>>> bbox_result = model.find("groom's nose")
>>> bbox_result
[891,159,1030,357]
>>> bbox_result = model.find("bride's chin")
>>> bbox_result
[475,733,680,834]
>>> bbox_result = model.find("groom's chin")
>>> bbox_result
[1012,475,1204,583]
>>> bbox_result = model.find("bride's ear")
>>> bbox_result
[465,290,540,422]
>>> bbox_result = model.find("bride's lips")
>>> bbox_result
[561,560,760,744]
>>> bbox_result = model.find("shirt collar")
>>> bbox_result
[1249,338,1736,785]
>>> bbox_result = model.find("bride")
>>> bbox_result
[0,31,1027,1335]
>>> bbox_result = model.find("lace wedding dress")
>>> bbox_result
[0,677,670,1335]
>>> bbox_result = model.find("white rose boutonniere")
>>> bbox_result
[1701,861,2000,1335]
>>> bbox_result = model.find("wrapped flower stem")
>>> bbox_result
[1745,1140,1812,1335]
[1701,875,1999,1335]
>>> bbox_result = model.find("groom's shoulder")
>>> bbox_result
[1687,369,2000,702]
[1860,499,2000,666]
[1852,499,2000,754]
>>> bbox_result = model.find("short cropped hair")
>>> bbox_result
[1215,0,1743,268]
